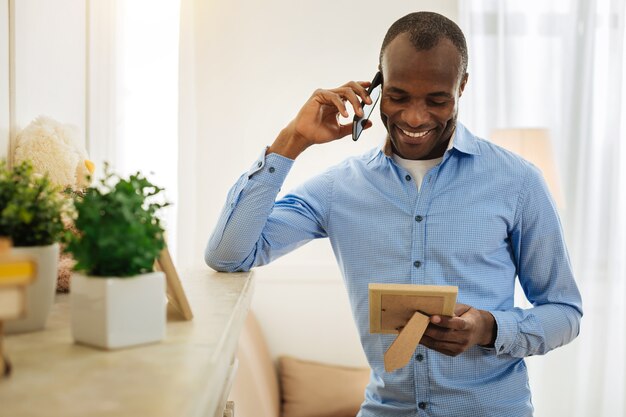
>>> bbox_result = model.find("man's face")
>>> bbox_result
[380,33,467,160]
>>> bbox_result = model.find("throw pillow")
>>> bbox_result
[279,356,370,417]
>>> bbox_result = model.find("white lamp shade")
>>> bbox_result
[490,128,564,208]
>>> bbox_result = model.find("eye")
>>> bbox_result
[387,95,407,103]
[428,99,448,107]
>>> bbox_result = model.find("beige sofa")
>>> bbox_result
[229,312,371,417]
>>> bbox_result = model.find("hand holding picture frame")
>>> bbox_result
[369,283,458,372]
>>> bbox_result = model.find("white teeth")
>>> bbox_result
[401,128,430,138]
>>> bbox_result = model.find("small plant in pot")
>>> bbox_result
[65,164,169,349]
[0,159,66,333]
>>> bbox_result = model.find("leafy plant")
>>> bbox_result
[66,164,169,277]
[0,159,66,246]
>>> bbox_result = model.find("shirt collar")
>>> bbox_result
[452,123,481,156]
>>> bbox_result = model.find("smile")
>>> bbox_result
[400,128,432,138]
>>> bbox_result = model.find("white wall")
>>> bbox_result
[0,0,9,158]
[8,0,86,161]
[193,0,459,364]
[197,0,459,273]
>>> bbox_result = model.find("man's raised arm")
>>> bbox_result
[205,81,372,271]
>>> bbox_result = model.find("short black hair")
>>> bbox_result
[379,12,468,77]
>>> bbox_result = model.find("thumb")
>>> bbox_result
[337,123,354,138]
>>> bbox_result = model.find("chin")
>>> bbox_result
[389,129,439,160]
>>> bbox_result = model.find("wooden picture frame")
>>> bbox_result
[369,283,458,372]
[369,283,457,334]
[155,246,193,321]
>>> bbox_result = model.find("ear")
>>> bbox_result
[458,73,469,97]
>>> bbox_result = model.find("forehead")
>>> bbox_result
[381,33,461,91]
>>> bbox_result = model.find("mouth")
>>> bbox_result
[395,126,436,144]
[400,128,432,138]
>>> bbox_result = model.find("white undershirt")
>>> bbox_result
[392,132,455,191]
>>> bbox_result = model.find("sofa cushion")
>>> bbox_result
[279,356,370,417]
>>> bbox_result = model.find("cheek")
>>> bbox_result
[379,101,393,125]
[379,107,388,126]
[434,105,457,123]
[380,100,400,123]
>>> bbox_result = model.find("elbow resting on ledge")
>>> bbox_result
[204,246,253,273]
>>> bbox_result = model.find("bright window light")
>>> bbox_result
[116,0,180,258]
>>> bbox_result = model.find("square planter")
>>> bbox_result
[70,271,166,349]
[5,243,59,334]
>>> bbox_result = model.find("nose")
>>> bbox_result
[401,102,430,129]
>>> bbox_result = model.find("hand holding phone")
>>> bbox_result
[352,72,383,141]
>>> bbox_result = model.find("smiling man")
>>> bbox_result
[206,12,582,417]
[380,30,466,161]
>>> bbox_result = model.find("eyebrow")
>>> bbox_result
[385,86,454,99]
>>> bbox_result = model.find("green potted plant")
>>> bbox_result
[66,165,169,349]
[0,159,66,333]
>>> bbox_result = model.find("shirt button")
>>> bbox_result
[415,215,423,222]
[268,167,275,173]
[257,161,262,167]
[415,354,424,362]
[405,174,411,181]
[418,402,427,409]
[413,261,421,268]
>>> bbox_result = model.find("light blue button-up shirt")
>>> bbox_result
[206,123,583,417]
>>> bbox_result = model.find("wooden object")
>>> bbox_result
[369,283,458,372]
[383,311,429,372]
[0,321,7,377]
[2,270,253,416]
[0,238,36,377]
[154,246,193,321]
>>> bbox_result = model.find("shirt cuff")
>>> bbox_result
[247,146,294,186]
[489,310,519,356]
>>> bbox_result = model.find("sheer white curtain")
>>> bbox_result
[88,0,180,257]
[460,1,626,416]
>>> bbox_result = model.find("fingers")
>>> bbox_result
[340,80,373,105]
[336,122,353,138]
[335,119,372,139]
[420,334,466,357]
[361,119,373,130]
[290,81,375,147]
[430,315,468,330]
[315,81,372,119]
[315,89,349,118]
[421,305,494,356]
[454,303,472,316]
[421,322,472,356]
[424,322,466,342]
[430,303,471,326]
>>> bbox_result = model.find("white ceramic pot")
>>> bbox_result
[70,271,166,349]
[5,243,60,334]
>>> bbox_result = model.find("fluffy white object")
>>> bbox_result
[14,115,93,189]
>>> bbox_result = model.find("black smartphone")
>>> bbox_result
[352,71,383,141]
